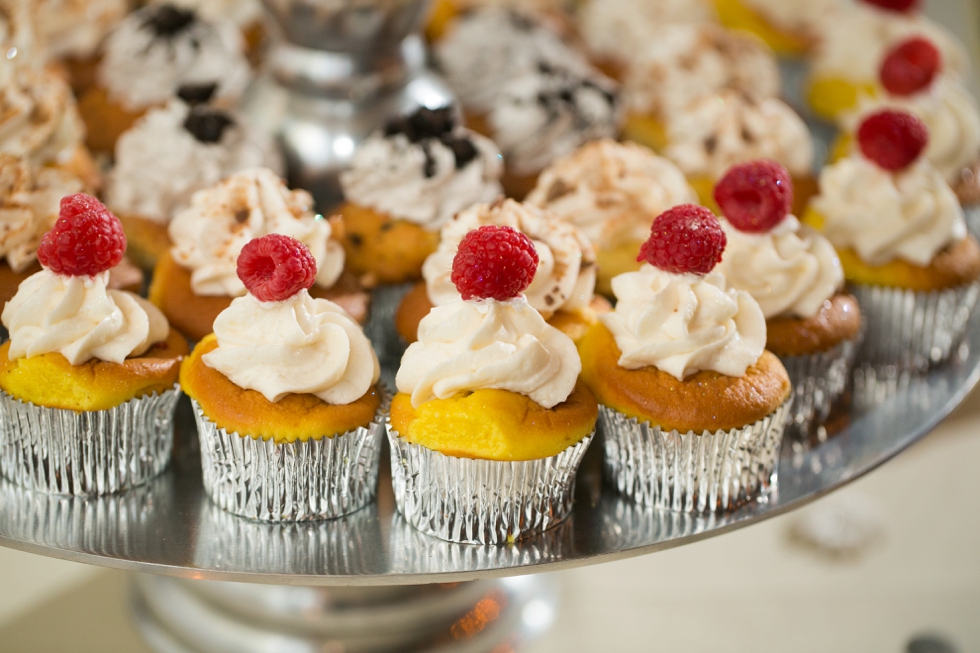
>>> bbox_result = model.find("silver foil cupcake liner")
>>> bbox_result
[364,282,415,387]
[193,390,388,522]
[779,336,860,437]
[387,421,594,545]
[0,387,180,496]
[850,281,980,371]
[600,401,790,513]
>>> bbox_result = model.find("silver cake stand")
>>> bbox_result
[3,1,980,651]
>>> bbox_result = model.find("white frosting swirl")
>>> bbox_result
[422,199,596,319]
[148,0,263,28]
[340,126,503,231]
[664,92,814,180]
[2,269,169,365]
[35,0,128,60]
[625,24,780,121]
[98,5,251,111]
[169,168,345,296]
[0,154,84,273]
[526,140,698,250]
[600,265,766,381]
[1,0,39,65]
[396,296,581,409]
[107,100,282,224]
[203,290,379,405]
[717,216,844,320]
[740,0,843,34]
[578,0,716,64]
[490,64,620,176]
[811,155,966,267]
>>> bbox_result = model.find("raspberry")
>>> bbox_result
[880,37,941,96]
[36,194,126,277]
[859,0,919,13]
[857,110,929,171]
[714,160,793,233]
[237,234,317,302]
[451,225,539,301]
[638,204,726,275]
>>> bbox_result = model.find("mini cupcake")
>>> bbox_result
[0,194,187,495]
[180,234,385,522]
[806,0,968,122]
[147,0,266,65]
[714,161,861,436]
[620,23,780,153]
[77,3,251,154]
[150,168,365,342]
[526,139,698,295]
[804,110,980,370]
[389,225,597,544]
[395,198,605,344]
[712,0,843,56]
[106,92,281,270]
[662,91,816,216]
[577,204,791,512]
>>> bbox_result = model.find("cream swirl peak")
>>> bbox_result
[526,140,697,250]
[0,154,84,273]
[625,24,780,121]
[97,4,251,111]
[340,107,503,231]
[810,155,965,267]
[169,168,345,296]
[490,62,620,177]
[664,92,813,180]
[203,290,379,405]
[107,100,281,224]
[397,297,581,409]
[2,269,169,365]
[34,0,128,59]
[600,265,766,381]
[718,216,844,320]
[422,199,596,319]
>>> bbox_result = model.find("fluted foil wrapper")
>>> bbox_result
[0,387,180,496]
[601,401,790,513]
[780,336,860,437]
[193,392,388,522]
[850,281,980,370]
[387,423,594,545]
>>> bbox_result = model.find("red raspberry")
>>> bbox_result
[36,194,126,277]
[880,37,941,96]
[714,160,793,233]
[638,204,726,275]
[859,0,919,13]
[857,110,929,171]
[237,234,317,302]
[451,225,539,302]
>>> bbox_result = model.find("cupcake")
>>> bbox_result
[180,234,386,522]
[150,167,365,342]
[804,110,980,370]
[77,3,251,154]
[105,92,282,270]
[712,0,843,56]
[806,0,968,122]
[395,198,605,344]
[147,0,266,65]
[714,161,861,435]
[577,204,791,512]
[620,23,780,153]
[526,139,699,295]
[662,91,816,217]
[0,194,187,495]
[389,225,597,544]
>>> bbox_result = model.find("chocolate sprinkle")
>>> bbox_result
[183,107,235,144]
[177,83,218,105]
[141,4,197,38]
[384,106,481,174]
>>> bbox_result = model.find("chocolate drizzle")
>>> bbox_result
[141,4,197,38]
[384,107,480,178]
[177,83,218,106]
[183,107,235,144]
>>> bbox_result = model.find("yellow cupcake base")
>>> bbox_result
[713,0,811,56]
[806,76,876,122]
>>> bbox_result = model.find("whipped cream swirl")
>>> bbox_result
[35,0,128,59]
[526,139,697,250]
[422,199,596,319]
[664,92,813,180]
[578,0,715,64]
[396,296,581,409]
[2,270,169,365]
[1,1,39,64]
[718,216,844,320]
[169,168,345,296]
[811,156,966,267]
[600,265,766,381]
[204,290,380,405]
[107,100,282,224]
[98,5,251,111]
